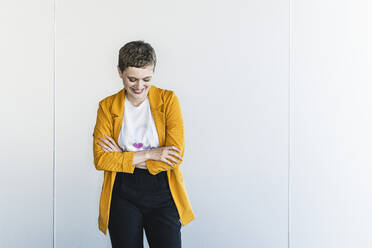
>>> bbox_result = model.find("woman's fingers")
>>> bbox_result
[168,150,183,161]
[98,142,111,151]
[99,135,123,152]
[152,146,182,167]
[98,141,112,152]
[103,134,123,152]
[167,156,178,165]
[161,157,176,167]
[167,155,180,165]
[170,146,181,153]
[102,147,111,152]
[99,137,114,148]
[104,135,118,147]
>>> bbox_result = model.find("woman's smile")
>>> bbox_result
[132,87,145,94]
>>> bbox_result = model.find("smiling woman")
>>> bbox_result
[92,40,195,247]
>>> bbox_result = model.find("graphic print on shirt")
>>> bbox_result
[130,124,158,150]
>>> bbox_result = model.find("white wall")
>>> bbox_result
[1,0,371,247]
[291,1,372,248]
[0,0,54,247]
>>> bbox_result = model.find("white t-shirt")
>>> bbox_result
[118,95,160,152]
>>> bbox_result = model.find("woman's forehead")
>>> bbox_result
[125,65,154,78]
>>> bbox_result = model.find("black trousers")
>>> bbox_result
[108,168,182,248]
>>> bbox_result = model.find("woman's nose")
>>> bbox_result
[134,81,144,88]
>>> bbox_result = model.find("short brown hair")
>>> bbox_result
[118,40,157,73]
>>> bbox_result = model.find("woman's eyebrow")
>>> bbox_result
[128,75,152,79]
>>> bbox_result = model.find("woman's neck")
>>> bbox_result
[125,91,147,107]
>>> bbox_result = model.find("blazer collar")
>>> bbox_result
[111,84,163,115]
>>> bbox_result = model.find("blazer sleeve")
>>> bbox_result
[92,100,136,173]
[145,91,185,175]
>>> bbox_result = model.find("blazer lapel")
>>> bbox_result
[110,85,166,147]
[148,85,166,146]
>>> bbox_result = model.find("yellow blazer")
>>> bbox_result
[93,84,195,235]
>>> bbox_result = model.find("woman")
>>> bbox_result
[92,40,195,248]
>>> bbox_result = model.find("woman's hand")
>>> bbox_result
[135,161,147,169]
[98,134,123,152]
[149,146,183,167]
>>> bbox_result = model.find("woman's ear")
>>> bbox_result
[117,65,123,78]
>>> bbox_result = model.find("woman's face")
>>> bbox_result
[117,64,154,100]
